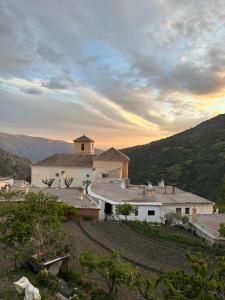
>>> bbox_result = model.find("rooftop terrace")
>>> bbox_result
[90,178,213,205]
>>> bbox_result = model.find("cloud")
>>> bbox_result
[0,0,224,147]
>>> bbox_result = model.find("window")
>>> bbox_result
[135,210,138,216]
[176,208,182,214]
[185,207,190,215]
[81,143,84,151]
[148,210,155,216]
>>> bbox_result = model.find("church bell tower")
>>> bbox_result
[73,135,95,155]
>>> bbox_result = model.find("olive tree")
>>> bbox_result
[115,203,137,221]
[80,251,139,297]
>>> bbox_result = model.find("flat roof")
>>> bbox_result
[90,178,213,205]
[193,214,225,237]
[22,187,99,209]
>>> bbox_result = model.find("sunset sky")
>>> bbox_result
[0,0,225,149]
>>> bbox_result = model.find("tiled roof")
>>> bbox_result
[33,154,94,168]
[94,147,129,161]
[73,135,94,142]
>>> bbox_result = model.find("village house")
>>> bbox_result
[89,178,214,222]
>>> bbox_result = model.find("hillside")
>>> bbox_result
[0,133,102,162]
[0,148,31,180]
[121,114,225,201]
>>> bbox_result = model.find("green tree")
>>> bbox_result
[115,203,137,221]
[80,251,139,297]
[132,274,160,300]
[163,253,225,300]
[164,212,188,225]
[219,223,225,237]
[0,192,67,259]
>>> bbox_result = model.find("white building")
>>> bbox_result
[31,135,129,188]
[89,178,214,222]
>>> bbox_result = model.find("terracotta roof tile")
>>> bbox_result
[94,147,129,161]
[33,154,94,168]
[73,135,94,142]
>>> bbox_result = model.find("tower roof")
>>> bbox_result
[73,135,94,142]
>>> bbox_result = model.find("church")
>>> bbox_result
[31,135,129,188]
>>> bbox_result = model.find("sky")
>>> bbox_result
[0,0,225,149]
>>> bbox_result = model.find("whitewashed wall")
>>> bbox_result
[31,166,95,188]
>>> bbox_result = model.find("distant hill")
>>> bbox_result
[121,114,225,201]
[0,148,31,180]
[0,133,102,162]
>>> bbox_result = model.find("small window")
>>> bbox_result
[176,208,182,214]
[81,143,85,151]
[148,210,155,216]
[185,207,190,215]
[135,210,138,216]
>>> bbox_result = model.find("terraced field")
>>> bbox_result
[77,220,193,273]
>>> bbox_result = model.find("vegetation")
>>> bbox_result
[128,221,207,249]
[64,177,73,188]
[122,114,225,201]
[163,253,225,299]
[164,212,189,225]
[219,223,225,237]
[0,148,31,181]
[80,251,139,297]
[115,203,137,221]
[83,174,92,194]
[0,192,71,260]
[42,178,55,188]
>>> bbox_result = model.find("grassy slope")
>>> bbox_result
[122,114,225,201]
[0,148,31,180]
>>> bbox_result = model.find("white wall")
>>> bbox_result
[114,204,162,222]
[32,166,95,188]
[94,198,162,222]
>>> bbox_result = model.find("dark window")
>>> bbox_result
[176,208,182,214]
[185,207,190,214]
[135,210,138,216]
[148,210,155,216]
[81,143,84,151]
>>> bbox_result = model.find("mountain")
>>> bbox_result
[0,148,31,180]
[0,133,102,162]
[121,114,225,201]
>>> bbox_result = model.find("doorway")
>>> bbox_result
[104,202,112,215]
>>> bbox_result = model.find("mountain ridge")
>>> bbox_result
[121,114,225,201]
[0,132,102,162]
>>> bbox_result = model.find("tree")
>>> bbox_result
[164,212,188,225]
[163,253,225,300]
[80,251,139,297]
[83,174,92,194]
[133,274,160,300]
[115,203,137,221]
[0,192,67,259]
[42,178,55,188]
[64,177,73,189]
[219,223,225,237]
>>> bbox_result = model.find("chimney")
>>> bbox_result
[172,184,176,194]
[158,179,164,188]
